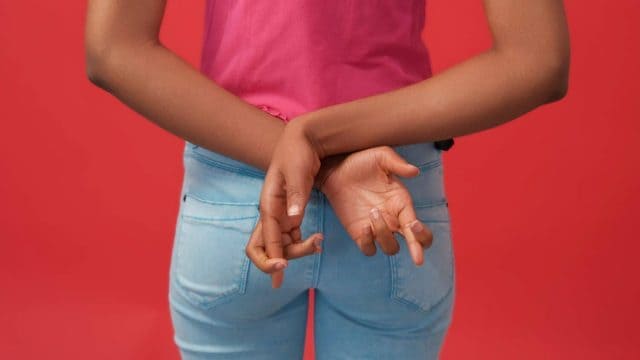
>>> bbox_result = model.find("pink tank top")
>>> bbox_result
[200,0,432,123]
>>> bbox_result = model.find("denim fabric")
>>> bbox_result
[168,140,455,359]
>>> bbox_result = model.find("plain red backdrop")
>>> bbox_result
[1,0,639,359]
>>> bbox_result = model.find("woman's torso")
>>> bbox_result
[200,0,433,122]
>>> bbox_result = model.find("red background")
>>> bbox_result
[1,1,639,359]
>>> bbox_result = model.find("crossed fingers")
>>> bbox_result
[245,217,323,286]
[356,206,433,266]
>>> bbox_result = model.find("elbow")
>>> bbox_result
[499,45,571,105]
[84,38,159,91]
[85,56,104,87]
[540,52,571,103]
[85,38,130,91]
[85,41,112,89]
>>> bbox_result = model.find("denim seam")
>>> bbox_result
[236,215,260,303]
[169,294,218,326]
[173,210,259,310]
[416,158,442,171]
[186,192,260,207]
[181,194,260,222]
[182,214,259,223]
[187,151,266,179]
[312,191,324,288]
[388,222,455,312]
[175,277,239,307]
[389,268,455,313]
[189,146,440,180]
[389,254,399,303]
[238,238,253,296]
[414,198,448,209]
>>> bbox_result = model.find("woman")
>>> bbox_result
[85,0,569,358]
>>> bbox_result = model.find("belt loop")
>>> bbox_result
[434,138,455,151]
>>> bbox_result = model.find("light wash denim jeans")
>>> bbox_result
[168,140,455,359]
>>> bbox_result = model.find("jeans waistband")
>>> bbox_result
[183,140,443,179]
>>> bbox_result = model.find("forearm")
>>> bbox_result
[86,41,285,172]
[301,47,569,158]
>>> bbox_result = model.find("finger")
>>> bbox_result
[355,223,376,256]
[260,170,287,288]
[263,215,285,288]
[283,232,323,259]
[397,205,433,266]
[388,198,423,265]
[290,226,302,244]
[397,204,434,250]
[369,207,399,255]
[245,219,288,273]
[410,220,433,250]
[281,232,293,247]
[284,171,314,222]
[400,221,425,266]
[379,147,420,178]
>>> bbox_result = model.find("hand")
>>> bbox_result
[313,152,349,192]
[245,215,323,272]
[319,146,434,266]
[246,120,324,288]
[244,147,344,284]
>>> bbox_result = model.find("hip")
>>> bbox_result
[169,140,454,316]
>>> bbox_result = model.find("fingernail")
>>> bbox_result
[370,208,380,219]
[274,262,286,270]
[411,220,423,233]
[288,204,300,216]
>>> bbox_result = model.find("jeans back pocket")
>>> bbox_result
[389,201,454,312]
[174,193,260,310]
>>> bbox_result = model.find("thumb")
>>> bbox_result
[285,173,313,220]
[380,148,420,178]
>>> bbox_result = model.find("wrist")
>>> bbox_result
[313,163,334,192]
[313,153,347,193]
[293,111,329,159]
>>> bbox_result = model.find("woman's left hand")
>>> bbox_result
[248,119,324,289]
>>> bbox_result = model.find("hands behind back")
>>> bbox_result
[245,121,323,289]
[318,146,434,265]
[245,120,433,288]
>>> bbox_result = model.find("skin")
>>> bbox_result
[84,0,436,288]
[253,0,570,287]
[85,0,570,288]
[246,146,434,280]
[85,0,288,172]
[318,146,435,263]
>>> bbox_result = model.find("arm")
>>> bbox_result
[298,0,571,158]
[84,0,286,172]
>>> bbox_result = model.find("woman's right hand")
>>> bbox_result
[319,146,434,266]
[245,145,433,285]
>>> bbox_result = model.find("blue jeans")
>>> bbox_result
[168,140,455,359]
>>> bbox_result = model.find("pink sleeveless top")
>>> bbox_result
[200,0,432,123]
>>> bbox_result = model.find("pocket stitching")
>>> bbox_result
[174,194,260,310]
[187,147,265,180]
[416,158,442,172]
[183,192,260,207]
[388,206,454,313]
[413,198,448,210]
[389,253,454,312]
